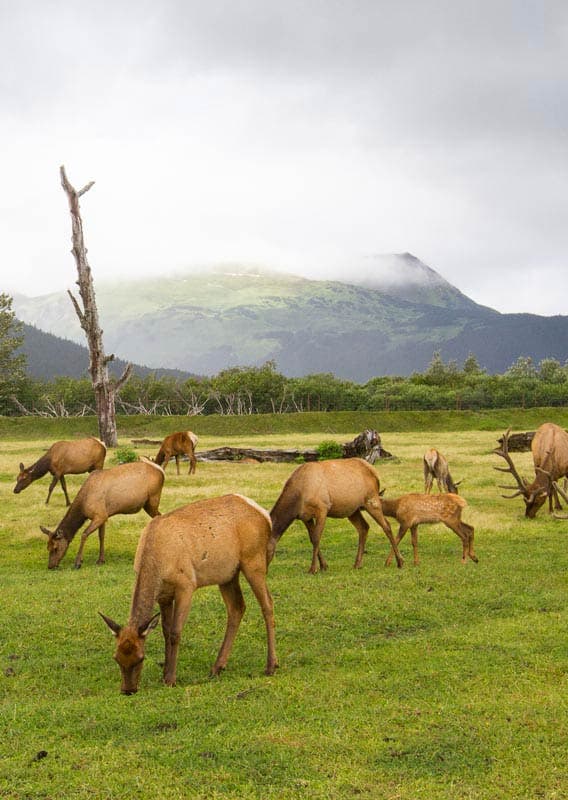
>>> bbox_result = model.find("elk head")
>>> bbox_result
[494,429,549,518]
[14,463,32,494]
[40,525,71,569]
[99,612,160,694]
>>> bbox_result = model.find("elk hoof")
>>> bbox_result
[73,562,82,570]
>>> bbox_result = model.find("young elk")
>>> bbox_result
[155,431,198,475]
[423,448,461,494]
[100,494,278,694]
[494,423,568,517]
[270,458,403,573]
[382,493,478,566]
[40,460,164,569]
[14,437,106,506]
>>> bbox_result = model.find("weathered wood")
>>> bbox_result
[131,429,393,463]
[60,166,132,447]
[496,431,535,452]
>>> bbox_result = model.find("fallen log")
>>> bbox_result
[131,429,392,464]
[495,431,535,452]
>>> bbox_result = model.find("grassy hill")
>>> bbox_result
[11,258,568,380]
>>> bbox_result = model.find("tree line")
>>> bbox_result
[3,292,568,416]
[5,350,568,417]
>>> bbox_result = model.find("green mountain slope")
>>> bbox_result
[11,258,568,380]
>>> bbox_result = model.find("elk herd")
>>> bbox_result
[11,421,568,693]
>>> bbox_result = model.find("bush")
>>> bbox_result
[316,440,343,460]
[113,446,138,464]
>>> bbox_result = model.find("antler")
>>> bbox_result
[494,429,529,499]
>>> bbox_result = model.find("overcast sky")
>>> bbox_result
[1,0,567,314]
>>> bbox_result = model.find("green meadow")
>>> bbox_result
[1,412,567,799]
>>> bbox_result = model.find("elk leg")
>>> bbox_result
[445,519,473,564]
[59,475,71,506]
[162,456,170,472]
[144,495,162,517]
[385,524,409,566]
[45,474,59,506]
[211,574,246,676]
[175,455,181,475]
[349,510,370,569]
[96,522,106,565]
[159,598,175,675]
[74,518,105,568]
[163,585,194,686]
[365,499,404,568]
[460,522,478,563]
[424,474,433,494]
[189,453,197,475]
[410,525,420,565]
[304,514,327,573]
[241,560,278,676]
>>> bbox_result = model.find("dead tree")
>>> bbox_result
[60,166,132,447]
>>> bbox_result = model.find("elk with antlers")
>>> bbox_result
[494,423,568,517]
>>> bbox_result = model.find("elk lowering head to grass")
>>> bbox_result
[382,493,477,566]
[155,431,198,475]
[270,458,403,573]
[40,460,164,569]
[423,448,461,494]
[14,437,106,506]
[100,494,278,694]
[494,423,568,517]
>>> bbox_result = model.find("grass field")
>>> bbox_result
[1,417,567,799]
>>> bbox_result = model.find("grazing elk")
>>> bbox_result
[423,448,461,494]
[40,459,164,569]
[270,458,403,573]
[382,493,477,566]
[494,423,568,517]
[155,431,198,475]
[100,494,278,694]
[14,437,106,506]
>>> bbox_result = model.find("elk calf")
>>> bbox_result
[155,431,198,475]
[270,457,403,572]
[40,460,164,569]
[382,493,477,565]
[14,437,106,505]
[423,448,461,494]
[100,494,277,694]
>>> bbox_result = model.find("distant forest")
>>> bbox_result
[5,353,568,417]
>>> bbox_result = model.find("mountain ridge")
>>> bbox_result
[10,254,568,381]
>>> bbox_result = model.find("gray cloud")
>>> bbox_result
[1,0,567,314]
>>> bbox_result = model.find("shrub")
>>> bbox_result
[316,440,343,460]
[113,446,138,464]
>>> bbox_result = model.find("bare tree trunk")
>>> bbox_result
[60,165,132,446]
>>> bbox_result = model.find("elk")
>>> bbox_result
[494,423,568,517]
[14,437,106,506]
[270,458,403,573]
[423,448,461,494]
[99,494,278,694]
[155,431,198,475]
[382,493,477,566]
[40,459,165,569]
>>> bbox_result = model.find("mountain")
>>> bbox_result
[11,255,568,381]
[19,323,194,381]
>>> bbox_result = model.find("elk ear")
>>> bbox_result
[99,612,122,636]
[379,488,386,497]
[40,526,53,537]
[138,612,160,638]
[19,463,25,472]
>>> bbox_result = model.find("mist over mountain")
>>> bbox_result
[11,254,568,381]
